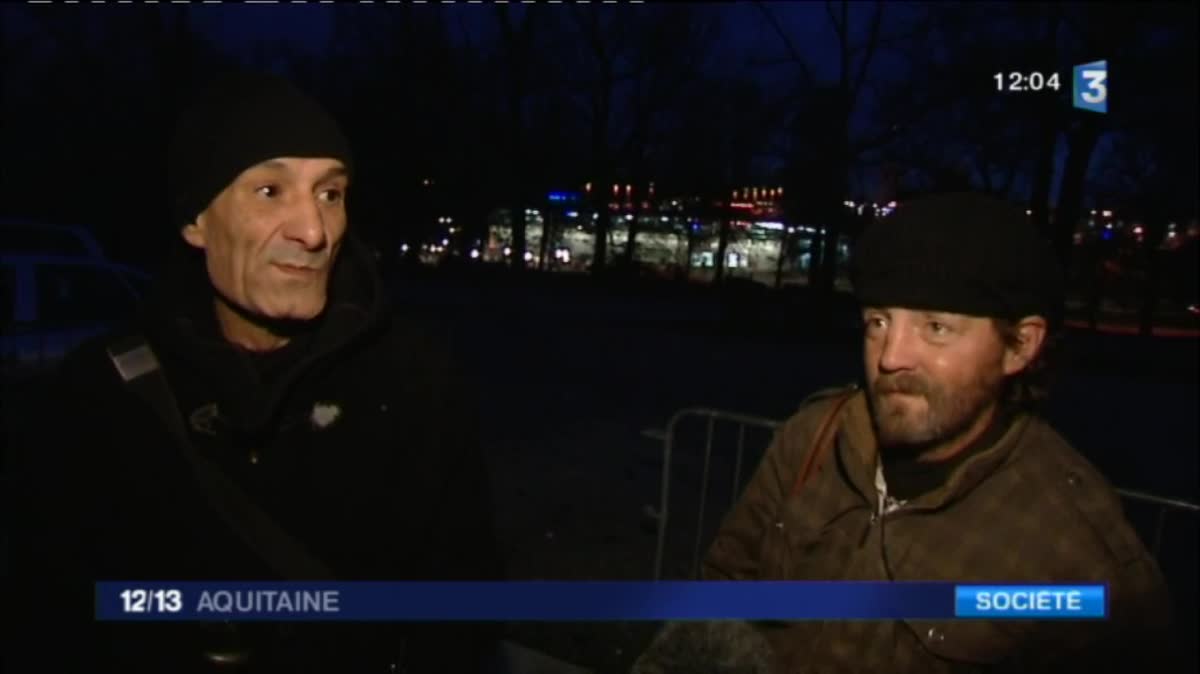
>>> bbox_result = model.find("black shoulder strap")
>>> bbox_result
[106,334,334,580]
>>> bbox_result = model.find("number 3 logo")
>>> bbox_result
[1081,70,1108,104]
[1073,60,1109,113]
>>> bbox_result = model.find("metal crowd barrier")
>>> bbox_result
[644,408,1200,581]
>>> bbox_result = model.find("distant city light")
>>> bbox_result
[625,214,634,221]
[787,226,796,234]
[524,251,534,262]
[566,211,579,218]
[1026,210,1033,216]
[886,201,896,208]
[660,216,669,223]
[1106,223,1114,230]
[1168,231,1177,238]
[1102,210,1113,218]
[401,244,409,253]
[504,247,512,256]
[1133,226,1144,235]
[442,238,449,246]
[469,249,480,259]
[757,221,785,231]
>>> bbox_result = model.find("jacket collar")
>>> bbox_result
[835,390,1030,512]
[141,233,388,439]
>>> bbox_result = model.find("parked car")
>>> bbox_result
[2,254,150,380]
[0,219,107,258]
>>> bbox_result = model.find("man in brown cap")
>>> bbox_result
[685,193,1174,673]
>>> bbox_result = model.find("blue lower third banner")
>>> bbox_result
[94,582,1107,622]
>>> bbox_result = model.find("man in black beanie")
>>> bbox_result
[689,193,1178,672]
[13,72,503,673]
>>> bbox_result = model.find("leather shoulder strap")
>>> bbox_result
[789,389,856,496]
[106,334,335,580]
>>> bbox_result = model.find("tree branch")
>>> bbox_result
[751,0,815,87]
[825,0,844,37]
[848,1,884,110]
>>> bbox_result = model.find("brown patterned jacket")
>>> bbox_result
[701,385,1175,674]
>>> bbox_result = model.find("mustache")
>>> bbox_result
[874,373,929,396]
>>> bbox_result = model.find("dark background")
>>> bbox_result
[2,3,1197,671]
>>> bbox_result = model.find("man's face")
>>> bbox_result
[182,157,349,322]
[861,307,1009,451]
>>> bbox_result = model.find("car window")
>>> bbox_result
[35,264,139,325]
[1,226,92,257]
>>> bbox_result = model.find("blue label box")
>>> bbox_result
[955,585,1106,619]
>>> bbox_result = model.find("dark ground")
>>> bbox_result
[387,266,1199,673]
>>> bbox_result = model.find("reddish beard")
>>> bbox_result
[869,367,1004,452]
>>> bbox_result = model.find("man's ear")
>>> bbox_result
[181,213,207,249]
[1002,315,1048,376]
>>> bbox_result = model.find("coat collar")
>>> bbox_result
[141,233,389,440]
[834,390,1030,512]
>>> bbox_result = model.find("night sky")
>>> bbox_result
[173,2,1066,201]
[4,1,1192,231]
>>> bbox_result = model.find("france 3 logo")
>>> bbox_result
[1073,60,1108,113]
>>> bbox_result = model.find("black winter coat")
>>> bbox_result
[9,236,504,673]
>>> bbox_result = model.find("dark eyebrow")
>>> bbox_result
[316,166,349,184]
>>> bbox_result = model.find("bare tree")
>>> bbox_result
[613,5,721,268]
[493,5,546,271]
[752,0,933,296]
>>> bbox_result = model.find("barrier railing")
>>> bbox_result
[644,408,1200,581]
[1113,487,1200,559]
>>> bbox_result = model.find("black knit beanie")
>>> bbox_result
[850,192,1065,327]
[167,71,353,230]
